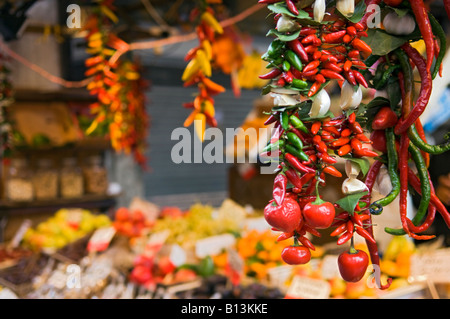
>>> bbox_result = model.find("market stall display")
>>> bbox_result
[257,0,450,289]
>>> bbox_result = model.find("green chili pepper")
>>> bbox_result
[373,64,400,90]
[408,124,450,155]
[385,142,431,236]
[282,60,291,72]
[395,48,414,112]
[284,50,303,71]
[287,132,303,150]
[291,78,308,90]
[268,39,285,57]
[266,57,284,69]
[369,128,400,215]
[263,139,284,152]
[285,144,309,162]
[289,114,309,133]
[429,13,446,80]
[281,111,290,130]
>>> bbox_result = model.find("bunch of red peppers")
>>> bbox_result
[259,0,450,288]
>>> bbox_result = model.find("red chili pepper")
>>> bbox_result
[331,223,348,237]
[410,0,434,72]
[287,39,309,63]
[303,224,322,237]
[350,138,363,151]
[323,30,346,43]
[320,54,338,64]
[395,43,433,135]
[355,133,371,143]
[259,68,282,80]
[332,137,350,147]
[323,126,341,136]
[323,165,342,178]
[353,148,379,157]
[348,50,360,59]
[283,71,294,83]
[304,45,318,54]
[347,26,357,36]
[303,60,321,73]
[322,62,343,73]
[285,153,316,174]
[346,220,354,234]
[286,0,299,15]
[299,27,317,36]
[338,144,352,156]
[372,107,398,130]
[349,121,364,134]
[277,231,294,242]
[344,60,353,72]
[341,128,352,137]
[355,225,376,244]
[343,34,352,43]
[318,152,337,164]
[302,34,319,45]
[298,235,316,251]
[264,114,278,126]
[320,69,345,81]
[308,81,321,97]
[337,231,352,245]
[311,121,322,135]
[313,50,322,61]
[348,112,356,124]
[273,173,288,206]
[285,168,303,189]
[351,38,372,55]
[353,70,368,88]
[351,213,364,227]
[344,70,357,86]
[314,73,325,84]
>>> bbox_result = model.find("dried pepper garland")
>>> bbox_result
[259,0,450,288]
[182,0,226,142]
[84,0,149,167]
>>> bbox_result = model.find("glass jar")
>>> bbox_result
[83,156,108,195]
[5,158,34,202]
[32,158,59,200]
[60,157,84,198]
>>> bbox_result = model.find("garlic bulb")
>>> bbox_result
[337,0,355,17]
[271,93,301,106]
[276,14,300,33]
[373,165,393,196]
[309,89,330,118]
[313,0,326,22]
[345,160,360,178]
[342,177,369,195]
[383,12,416,36]
[339,81,362,110]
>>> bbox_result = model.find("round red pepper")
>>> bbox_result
[264,197,302,233]
[338,248,369,282]
[281,245,311,265]
[372,106,398,130]
[303,194,336,229]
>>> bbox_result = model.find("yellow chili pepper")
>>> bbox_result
[196,49,212,77]
[194,113,206,142]
[182,58,201,82]
[201,11,223,34]
[202,39,213,60]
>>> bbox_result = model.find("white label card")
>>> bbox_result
[195,234,236,258]
[286,275,331,299]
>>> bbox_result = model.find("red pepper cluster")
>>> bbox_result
[261,15,372,96]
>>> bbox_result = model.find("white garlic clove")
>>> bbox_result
[313,0,326,22]
[337,0,355,17]
[309,88,330,118]
[342,177,369,195]
[345,160,361,178]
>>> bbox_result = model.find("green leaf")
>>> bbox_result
[342,157,371,176]
[386,76,402,112]
[387,6,409,18]
[267,29,302,42]
[335,191,368,214]
[365,29,408,56]
[267,3,310,19]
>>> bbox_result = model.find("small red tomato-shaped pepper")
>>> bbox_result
[302,191,336,229]
[281,245,311,265]
[372,106,398,130]
[370,130,387,153]
[338,248,370,282]
[264,197,302,234]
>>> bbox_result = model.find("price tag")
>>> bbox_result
[320,255,340,279]
[169,244,187,267]
[243,217,271,232]
[9,219,32,248]
[87,226,116,253]
[268,265,294,288]
[286,275,331,299]
[410,248,450,283]
[195,234,236,258]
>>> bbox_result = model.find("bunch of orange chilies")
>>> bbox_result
[83,0,149,167]
[182,1,226,141]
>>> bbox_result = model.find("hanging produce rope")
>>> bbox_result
[258,0,450,288]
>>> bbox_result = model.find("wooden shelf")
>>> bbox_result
[0,194,118,216]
